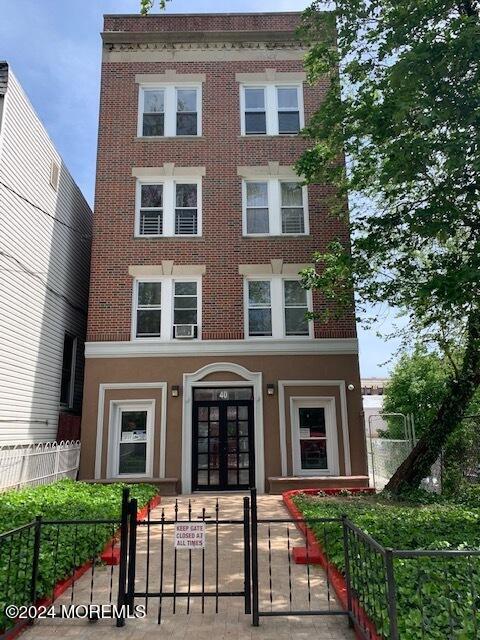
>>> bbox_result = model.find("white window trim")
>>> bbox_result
[135,177,202,238]
[242,179,309,237]
[243,276,313,340]
[137,83,202,138]
[131,276,202,342]
[239,83,304,136]
[290,397,339,476]
[60,334,77,409]
[107,400,155,479]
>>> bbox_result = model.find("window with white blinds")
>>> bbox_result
[135,178,201,237]
[242,179,308,236]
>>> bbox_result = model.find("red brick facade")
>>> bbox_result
[87,12,357,343]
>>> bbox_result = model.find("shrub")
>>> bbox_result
[294,492,480,640]
[0,480,158,630]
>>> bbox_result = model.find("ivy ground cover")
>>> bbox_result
[293,491,480,639]
[0,479,158,630]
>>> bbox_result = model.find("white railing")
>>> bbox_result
[0,440,81,492]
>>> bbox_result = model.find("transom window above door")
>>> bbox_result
[135,178,201,237]
[240,84,304,136]
[133,278,201,340]
[245,278,312,338]
[138,85,202,137]
[243,179,308,236]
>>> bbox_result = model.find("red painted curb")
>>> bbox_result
[282,488,382,640]
[0,492,161,640]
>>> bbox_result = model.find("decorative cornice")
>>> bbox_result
[102,30,304,46]
[85,339,359,359]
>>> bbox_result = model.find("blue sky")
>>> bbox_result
[0,0,400,376]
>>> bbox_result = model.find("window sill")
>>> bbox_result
[238,134,302,139]
[135,136,205,142]
[134,235,205,240]
[242,234,310,239]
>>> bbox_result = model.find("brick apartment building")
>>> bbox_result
[79,11,369,494]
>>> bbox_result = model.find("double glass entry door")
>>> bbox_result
[192,388,254,491]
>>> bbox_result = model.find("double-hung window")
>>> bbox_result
[138,85,201,137]
[136,282,162,338]
[173,281,198,338]
[245,278,312,338]
[136,178,201,237]
[243,179,307,236]
[241,84,303,136]
[247,281,272,336]
[133,278,201,340]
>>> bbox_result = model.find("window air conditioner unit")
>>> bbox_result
[174,324,196,339]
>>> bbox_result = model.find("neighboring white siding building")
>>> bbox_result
[0,62,92,443]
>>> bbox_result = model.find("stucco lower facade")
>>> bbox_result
[79,346,369,493]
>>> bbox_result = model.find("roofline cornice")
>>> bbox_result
[101,30,302,46]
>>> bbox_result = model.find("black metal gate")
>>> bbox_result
[117,488,251,625]
[117,487,355,630]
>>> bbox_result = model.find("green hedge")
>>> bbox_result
[0,479,158,630]
[294,492,480,640]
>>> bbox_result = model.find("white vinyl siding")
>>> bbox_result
[0,70,92,443]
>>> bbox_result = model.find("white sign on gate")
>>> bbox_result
[174,522,206,549]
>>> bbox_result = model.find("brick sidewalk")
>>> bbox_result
[20,494,354,640]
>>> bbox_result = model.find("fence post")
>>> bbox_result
[29,516,42,625]
[53,443,61,481]
[243,496,251,614]
[342,516,354,628]
[126,497,138,614]
[116,488,130,627]
[250,487,259,627]
[385,549,399,640]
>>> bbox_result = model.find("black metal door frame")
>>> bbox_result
[192,393,255,492]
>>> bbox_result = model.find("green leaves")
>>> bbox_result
[300,0,480,341]
[295,491,480,639]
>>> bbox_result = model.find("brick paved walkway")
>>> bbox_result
[21,494,354,639]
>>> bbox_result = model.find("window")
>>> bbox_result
[241,84,303,136]
[133,278,201,340]
[60,334,77,407]
[139,184,163,235]
[175,184,198,235]
[173,281,198,338]
[244,88,266,134]
[139,85,201,137]
[246,182,269,234]
[298,407,328,470]
[247,281,272,336]
[50,160,60,191]
[242,179,307,236]
[291,398,339,476]
[142,90,165,136]
[176,88,198,135]
[135,178,201,237]
[136,282,162,337]
[281,182,305,234]
[109,402,154,478]
[277,87,300,134]
[284,280,309,336]
[245,278,312,339]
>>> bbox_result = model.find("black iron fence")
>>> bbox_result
[0,511,122,634]
[1,488,480,640]
[343,517,480,639]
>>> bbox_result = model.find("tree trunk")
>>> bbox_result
[385,309,480,494]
